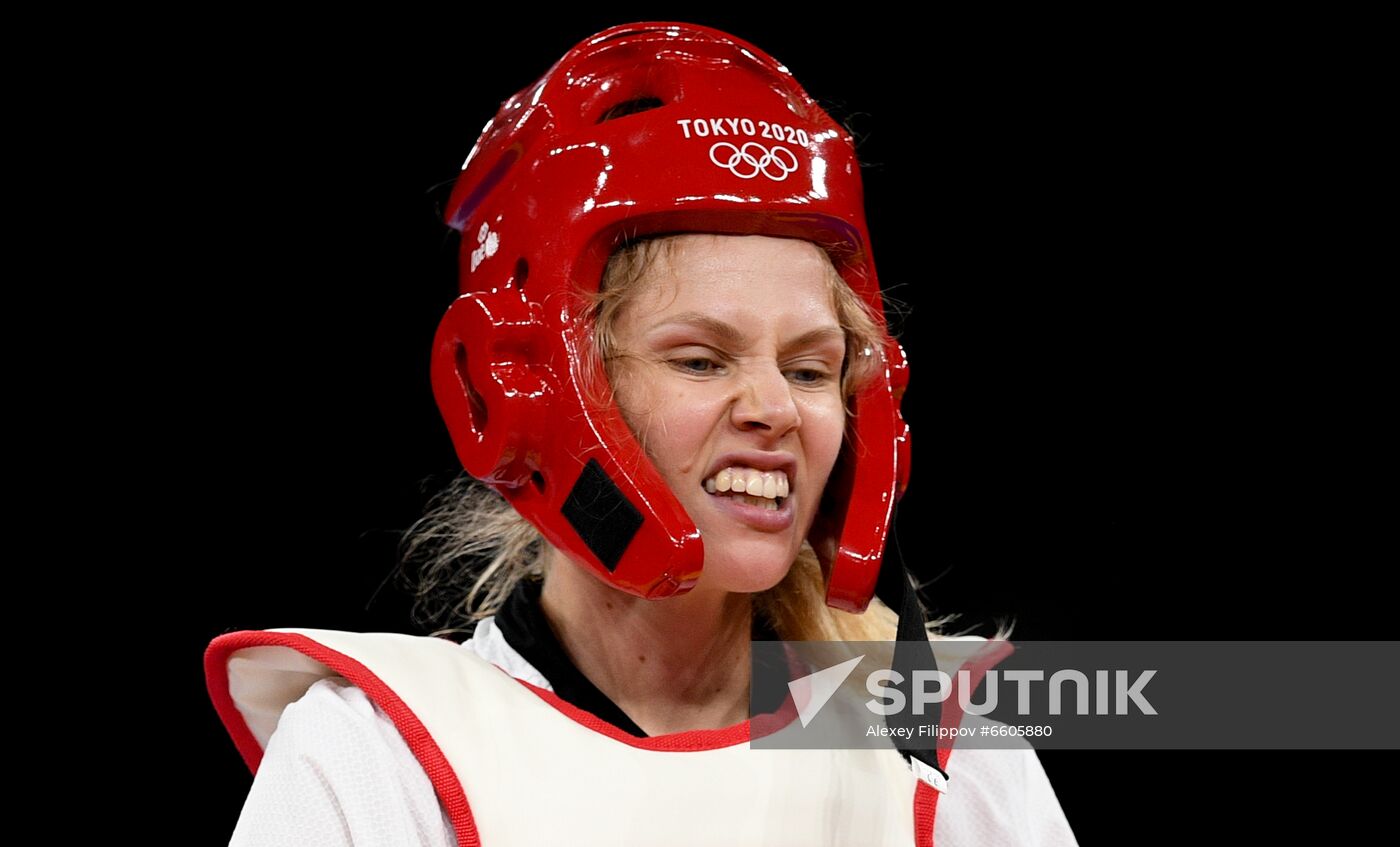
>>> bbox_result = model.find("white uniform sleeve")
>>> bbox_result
[228,677,458,847]
[933,744,1079,847]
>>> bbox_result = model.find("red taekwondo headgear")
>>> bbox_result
[431,21,911,614]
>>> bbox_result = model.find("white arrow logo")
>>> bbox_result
[788,654,865,728]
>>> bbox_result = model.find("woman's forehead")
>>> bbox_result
[625,234,838,315]
[649,232,828,268]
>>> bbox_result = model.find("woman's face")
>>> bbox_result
[608,234,848,594]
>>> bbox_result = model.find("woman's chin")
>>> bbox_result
[696,546,798,595]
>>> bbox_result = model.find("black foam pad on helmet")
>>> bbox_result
[561,458,644,573]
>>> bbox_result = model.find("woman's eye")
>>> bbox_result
[789,368,832,384]
[673,357,719,374]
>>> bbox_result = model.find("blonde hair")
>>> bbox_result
[399,235,1011,644]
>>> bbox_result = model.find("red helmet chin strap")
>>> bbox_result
[432,21,913,610]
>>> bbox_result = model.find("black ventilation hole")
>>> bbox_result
[513,257,529,289]
[454,341,488,428]
[597,97,665,123]
[531,471,546,494]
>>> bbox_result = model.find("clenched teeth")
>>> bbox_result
[702,467,789,508]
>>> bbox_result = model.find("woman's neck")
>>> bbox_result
[539,548,754,736]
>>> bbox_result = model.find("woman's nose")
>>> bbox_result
[731,363,801,436]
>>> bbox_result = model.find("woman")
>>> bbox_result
[206,22,1077,846]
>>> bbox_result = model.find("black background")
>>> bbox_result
[146,10,1389,843]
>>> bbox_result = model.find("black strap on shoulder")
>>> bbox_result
[878,549,950,784]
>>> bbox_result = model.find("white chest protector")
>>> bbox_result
[206,628,949,846]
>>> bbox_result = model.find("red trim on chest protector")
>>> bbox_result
[205,631,483,847]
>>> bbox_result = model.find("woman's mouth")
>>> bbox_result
[702,466,789,510]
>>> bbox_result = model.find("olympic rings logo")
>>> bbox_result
[708,141,800,181]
